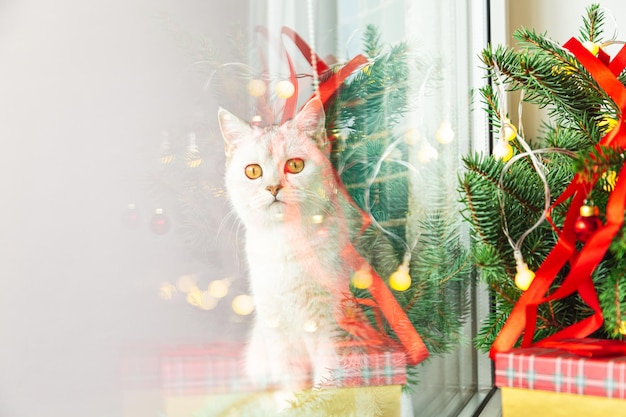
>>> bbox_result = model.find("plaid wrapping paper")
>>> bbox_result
[329,350,407,387]
[495,342,626,399]
[161,342,247,395]
[160,342,407,396]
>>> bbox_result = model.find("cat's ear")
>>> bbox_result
[293,98,328,151]
[218,107,252,158]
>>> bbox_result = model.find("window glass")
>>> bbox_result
[0,1,492,416]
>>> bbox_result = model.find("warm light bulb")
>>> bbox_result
[232,294,255,316]
[389,265,411,291]
[176,274,197,293]
[311,214,324,224]
[186,288,203,306]
[275,80,295,99]
[351,267,373,290]
[583,41,600,55]
[208,279,229,299]
[404,128,421,145]
[436,121,455,144]
[247,79,267,97]
[501,123,517,142]
[417,141,438,163]
[199,292,218,310]
[515,263,535,291]
[493,140,513,162]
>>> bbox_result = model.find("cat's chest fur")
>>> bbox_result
[244,220,348,313]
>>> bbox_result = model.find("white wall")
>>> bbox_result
[505,0,626,139]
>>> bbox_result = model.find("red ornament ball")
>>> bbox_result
[574,205,602,242]
[150,208,170,235]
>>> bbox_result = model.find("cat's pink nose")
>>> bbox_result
[266,184,282,197]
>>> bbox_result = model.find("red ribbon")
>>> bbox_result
[256,27,428,365]
[490,38,626,359]
[279,26,368,123]
[255,26,368,125]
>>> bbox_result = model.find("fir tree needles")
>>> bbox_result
[461,4,626,351]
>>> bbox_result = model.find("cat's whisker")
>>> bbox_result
[216,209,239,241]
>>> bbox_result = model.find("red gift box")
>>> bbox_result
[494,341,626,399]
[160,342,407,395]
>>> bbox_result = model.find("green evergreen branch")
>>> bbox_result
[579,4,604,42]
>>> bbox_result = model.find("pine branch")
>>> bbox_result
[363,24,382,58]
[484,27,617,144]
[460,4,626,351]
[579,4,605,42]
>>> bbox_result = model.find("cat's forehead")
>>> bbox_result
[228,123,317,165]
[263,124,312,154]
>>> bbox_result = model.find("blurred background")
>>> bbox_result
[0,1,255,415]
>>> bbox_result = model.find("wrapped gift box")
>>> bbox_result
[160,342,407,417]
[494,341,626,417]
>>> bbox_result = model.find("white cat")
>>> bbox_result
[218,98,357,391]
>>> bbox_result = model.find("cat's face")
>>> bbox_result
[218,98,334,229]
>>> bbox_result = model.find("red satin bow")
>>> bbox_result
[490,38,626,359]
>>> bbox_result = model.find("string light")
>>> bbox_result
[389,255,412,292]
[491,65,578,290]
[436,120,455,144]
[501,120,518,142]
[350,64,439,295]
[311,214,324,224]
[404,128,421,145]
[492,140,514,161]
[176,274,197,293]
[208,279,229,299]
[583,40,600,55]
[417,140,439,163]
[186,287,203,306]
[247,78,266,97]
[351,266,373,289]
[514,251,535,291]
[232,294,255,316]
[361,132,422,293]
[275,80,295,99]
[199,292,218,310]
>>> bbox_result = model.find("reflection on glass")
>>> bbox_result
[0,0,489,416]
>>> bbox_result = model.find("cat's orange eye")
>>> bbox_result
[285,158,305,174]
[245,164,263,179]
